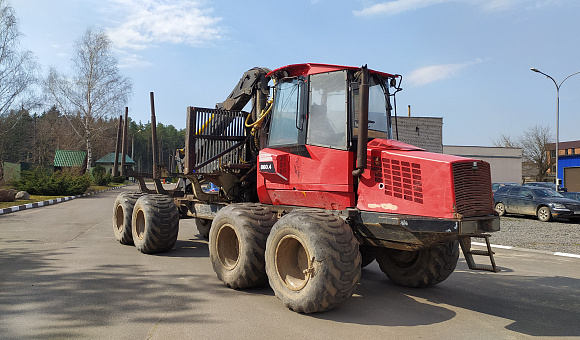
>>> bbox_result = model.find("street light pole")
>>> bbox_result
[530,68,580,189]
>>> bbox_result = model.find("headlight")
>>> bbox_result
[550,203,567,209]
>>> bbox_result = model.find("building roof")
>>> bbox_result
[95,153,135,164]
[546,140,580,150]
[54,150,87,167]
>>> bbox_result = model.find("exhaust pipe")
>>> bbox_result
[352,65,369,177]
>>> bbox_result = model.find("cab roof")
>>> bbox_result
[266,63,398,79]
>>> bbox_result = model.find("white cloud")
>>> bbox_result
[116,50,154,69]
[406,58,483,86]
[353,0,454,16]
[353,0,540,16]
[105,0,223,50]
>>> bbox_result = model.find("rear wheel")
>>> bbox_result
[209,203,276,289]
[112,192,144,245]
[537,206,552,222]
[195,218,212,239]
[265,210,361,313]
[495,202,506,216]
[132,194,180,254]
[375,241,459,288]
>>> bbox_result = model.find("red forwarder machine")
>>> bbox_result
[112,63,500,313]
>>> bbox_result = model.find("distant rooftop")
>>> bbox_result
[54,150,87,167]
[95,153,135,164]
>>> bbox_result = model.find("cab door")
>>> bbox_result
[257,71,355,210]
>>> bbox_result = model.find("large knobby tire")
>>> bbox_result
[209,203,276,289]
[112,192,144,245]
[132,194,180,254]
[495,202,506,216]
[195,218,212,239]
[265,210,361,313]
[375,241,459,288]
[537,206,552,222]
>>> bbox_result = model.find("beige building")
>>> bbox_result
[443,146,523,183]
[394,116,523,183]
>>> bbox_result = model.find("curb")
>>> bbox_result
[472,241,580,259]
[0,184,132,216]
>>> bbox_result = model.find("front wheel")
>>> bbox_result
[537,206,552,222]
[265,210,361,313]
[375,241,459,288]
[495,202,506,216]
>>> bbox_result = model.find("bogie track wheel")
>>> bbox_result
[131,194,180,254]
[209,203,276,289]
[112,192,145,245]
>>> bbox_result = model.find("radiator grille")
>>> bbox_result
[452,161,494,217]
[368,154,424,204]
[564,203,580,211]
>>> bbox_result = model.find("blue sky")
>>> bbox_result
[11,0,580,146]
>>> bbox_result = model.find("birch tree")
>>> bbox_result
[0,0,36,117]
[45,27,132,171]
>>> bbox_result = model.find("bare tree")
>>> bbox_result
[493,125,554,182]
[45,27,132,171]
[0,0,38,181]
[0,0,37,117]
[519,125,554,181]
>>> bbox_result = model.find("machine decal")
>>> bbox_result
[259,161,276,174]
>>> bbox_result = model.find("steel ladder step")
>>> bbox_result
[460,234,500,273]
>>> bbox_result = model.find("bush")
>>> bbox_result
[92,165,111,186]
[14,168,91,196]
[110,176,126,184]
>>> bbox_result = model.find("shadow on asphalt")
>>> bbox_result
[311,261,580,337]
[2,240,578,338]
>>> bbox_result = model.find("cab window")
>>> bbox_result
[307,71,347,149]
[268,78,302,147]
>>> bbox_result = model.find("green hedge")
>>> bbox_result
[14,168,91,196]
[92,165,111,186]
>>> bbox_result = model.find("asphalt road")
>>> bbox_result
[1,185,579,339]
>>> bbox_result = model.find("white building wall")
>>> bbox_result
[443,146,523,183]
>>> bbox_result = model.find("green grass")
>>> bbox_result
[0,182,126,210]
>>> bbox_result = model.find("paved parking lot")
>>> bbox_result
[1,186,579,339]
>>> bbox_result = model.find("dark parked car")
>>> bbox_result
[523,181,567,192]
[493,185,580,222]
[563,192,580,202]
[492,182,519,193]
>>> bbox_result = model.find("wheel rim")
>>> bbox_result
[275,235,310,291]
[539,208,549,221]
[115,206,124,232]
[495,203,504,215]
[216,224,240,270]
[388,249,419,268]
[135,209,145,240]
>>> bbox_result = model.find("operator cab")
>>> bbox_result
[266,63,399,151]
[257,64,401,210]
